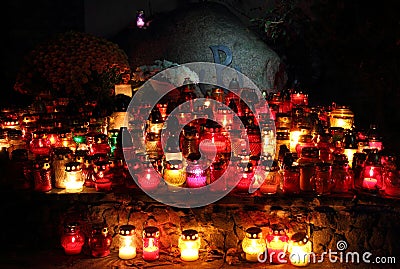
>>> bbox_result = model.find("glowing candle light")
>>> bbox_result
[118,225,136,260]
[142,226,160,261]
[61,222,85,255]
[179,229,201,262]
[65,161,84,193]
[288,232,312,267]
[266,224,288,264]
[242,227,266,262]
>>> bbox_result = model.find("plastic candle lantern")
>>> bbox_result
[142,226,160,261]
[32,159,52,192]
[259,159,280,195]
[247,126,262,157]
[208,160,226,192]
[90,134,110,156]
[137,160,160,191]
[88,223,112,257]
[288,232,312,267]
[61,222,85,255]
[367,124,383,151]
[65,161,84,193]
[242,227,266,262]
[163,160,186,191]
[384,170,400,197]
[266,224,289,264]
[52,147,73,189]
[181,125,199,158]
[298,147,320,192]
[261,126,276,157]
[282,165,300,194]
[179,229,201,262]
[201,120,230,158]
[290,91,309,107]
[145,132,162,160]
[186,155,207,188]
[119,225,136,260]
[30,131,51,156]
[235,162,255,193]
[94,161,112,191]
[331,159,353,193]
[329,106,354,130]
[312,162,333,196]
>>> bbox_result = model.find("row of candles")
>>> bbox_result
[61,221,312,266]
[1,80,399,197]
[62,223,201,262]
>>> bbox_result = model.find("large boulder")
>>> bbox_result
[122,2,286,93]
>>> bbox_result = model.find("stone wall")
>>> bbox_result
[3,189,399,267]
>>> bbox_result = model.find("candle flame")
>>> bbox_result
[369,167,374,177]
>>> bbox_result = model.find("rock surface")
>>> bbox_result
[122,2,286,93]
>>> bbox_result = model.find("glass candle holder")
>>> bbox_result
[30,131,51,156]
[266,224,289,264]
[331,160,353,193]
[295,135,315,158]
[90,134,111,156]
[181,125,199,158]
[65,161,84,193]
[145,132,162,160]
[275,113,292,130]
[179,229,201,262]
[298,147,320,192]
[163,160,186,191]
[281,165,300,194]
[119,225,136,260]
[329,106,354,130]
[275,129,290,160]
[88,223,112,257]
[235,162,255,193]
[52,147,73,189]
[290,91,308,107]
[312,162,333,196]
[94,161,112,192]
[108,128,119,156]
[259,160,280,195]
[208,160,226,192]
[288,232,312,267]
[384,170,400,197]
[32,160,52,192]
[142,226,160,261]
[186,158,207,188]
[242,227,266,262]
[361,164,383,192]
[137,160,160,191]
[61,222,85,255]
[247,126,262,157]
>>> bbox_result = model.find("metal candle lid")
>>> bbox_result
[65,161,82,172]
[181,229,199,241]
[290,232,309,244]
[245,227,262,239]
[119,225,136,236]
[143,226,160,238]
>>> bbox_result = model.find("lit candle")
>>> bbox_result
[65,162,84,193]
[288,232,312,267]
[242,227,266,262]
[362,166,380,190]
[265,224,288,264]
[119,225,136,260]
[142,226,160,261]
[61,222,85,255]
[179,229,201,262]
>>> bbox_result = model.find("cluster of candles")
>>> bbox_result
[60,220,312,266]
[60,222,201,262]
[242,225,312,266]
[1,79,399,197]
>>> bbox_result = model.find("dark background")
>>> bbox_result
[3,0,400,151]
